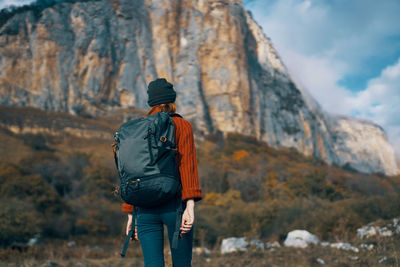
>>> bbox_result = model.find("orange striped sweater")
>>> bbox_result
[121,108,202,213]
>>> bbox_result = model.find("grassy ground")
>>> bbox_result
[1,235,399,267]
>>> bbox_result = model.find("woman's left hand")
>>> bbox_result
[180,199,195,234]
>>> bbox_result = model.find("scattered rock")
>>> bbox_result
[192,247,211,255]
[27,234,41,246]
[378,256,387,264]
[360,243,374,250]
[221,237,248,254]
[265,241,281,251]
[316,258,326,265]
[249,239,264,250]
[320,242,330,247]
[378,227,393,237]
[67,241,76,248]
[283,230,320,248]
[330,242,359,253]
[393,218,400,233]
[349,256,359,261]
[357,217,400,239]
[357,224,377,239]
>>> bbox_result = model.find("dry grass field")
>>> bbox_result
[0,234,399,267]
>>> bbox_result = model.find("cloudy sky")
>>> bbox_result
[0,0,33,9]
[243,0,400,158]
[1,0,399,158]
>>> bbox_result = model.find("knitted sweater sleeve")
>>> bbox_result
[122,203,133,213]
[174,117,202,202]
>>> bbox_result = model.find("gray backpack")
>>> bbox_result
[113,111,183,257]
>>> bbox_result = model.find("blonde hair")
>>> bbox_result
[147,103,176,115]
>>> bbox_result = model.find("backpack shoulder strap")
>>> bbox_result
[169,113,183,118]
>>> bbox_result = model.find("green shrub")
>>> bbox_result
[21,133,52,150]
[0,173,63,214]
[81,159,119,200]
[349,194,400,222]
[0,199,42,247]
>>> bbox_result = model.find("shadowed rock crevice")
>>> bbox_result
[197,72,214,135]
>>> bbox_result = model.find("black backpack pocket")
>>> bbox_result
[121,174,180,208]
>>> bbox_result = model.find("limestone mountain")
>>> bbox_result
[0,0,398,175]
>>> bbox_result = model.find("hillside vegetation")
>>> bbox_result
[0,107,399,264]
[195,133,400,244]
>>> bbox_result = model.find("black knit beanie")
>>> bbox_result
[147,78,176,107]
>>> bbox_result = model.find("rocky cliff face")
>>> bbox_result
[0,0,398,175]
[0,106,115,139]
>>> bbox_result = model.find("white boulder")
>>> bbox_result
[330,242,359,253]
[357,224,377,239]
[283,230,320,248]
[221,237,248,254]
[249,239,264,250]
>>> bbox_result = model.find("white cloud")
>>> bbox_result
[245,0,400,157]
[387,126,400,160]
[348,58,400,157]
[246,0,400,73]
[277,48,353,115]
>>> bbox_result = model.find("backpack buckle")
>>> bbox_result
[112,186,120,196]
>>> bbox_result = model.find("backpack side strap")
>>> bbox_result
[112,142,119,170]
[112,132,120,170]
[121,207,137,258]
[171,195,183,250]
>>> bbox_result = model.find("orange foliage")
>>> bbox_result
[204,192,222,205]
[233,149,249,161]
[204,190,243,206]
[264,171,294,202]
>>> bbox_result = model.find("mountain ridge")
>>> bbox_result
[0,0,398,175]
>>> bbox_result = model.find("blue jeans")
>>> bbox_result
[137,197,193,267]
